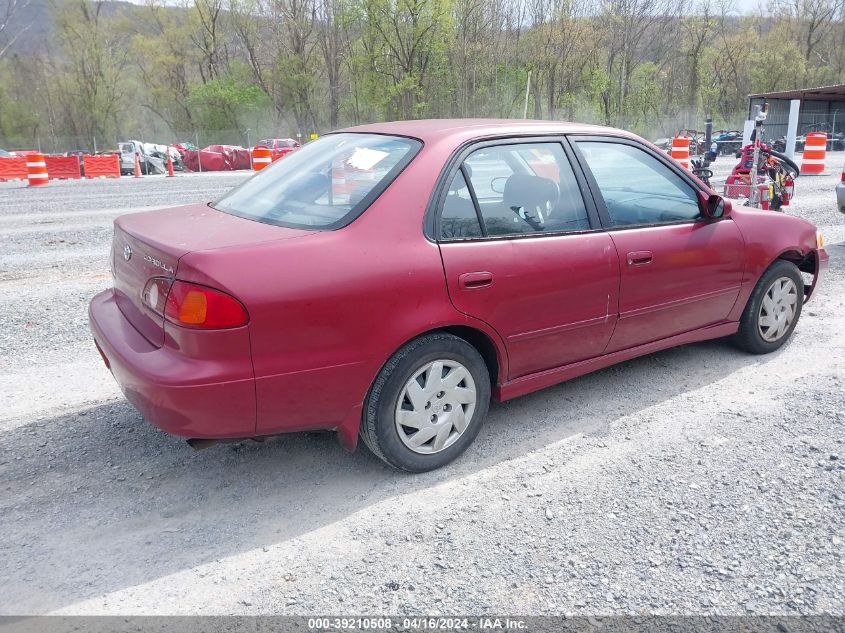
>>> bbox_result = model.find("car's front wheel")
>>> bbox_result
[360,333,490,472]
[734,260,803,354]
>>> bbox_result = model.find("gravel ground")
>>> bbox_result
[0,156,843,617]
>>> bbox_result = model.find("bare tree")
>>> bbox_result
[774,0,845,62]
[0,0,32,58]
[316,0,344,128]
[189,0,226,82]
[599,0,684,126]
[681,0,717,123]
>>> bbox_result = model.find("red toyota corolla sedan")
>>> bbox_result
[89,119,828,471]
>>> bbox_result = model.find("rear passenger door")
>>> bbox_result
[436,139,621,380]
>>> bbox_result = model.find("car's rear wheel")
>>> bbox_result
[733,260,803,354]
[360,333,490,472]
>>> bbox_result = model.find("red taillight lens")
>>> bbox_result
[164,281,249,329]
[841,170,845,182]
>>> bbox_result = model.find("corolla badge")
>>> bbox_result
[144,254,175,274]
[123,244,132,261]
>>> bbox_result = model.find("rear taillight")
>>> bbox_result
[164,280,249,329]
[841,170,845,182]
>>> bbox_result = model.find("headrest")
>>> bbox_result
[503,174,559,209]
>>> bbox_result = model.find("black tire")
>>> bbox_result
[764,148,800,178]
[733,260,803,354]
[360,333,491,472]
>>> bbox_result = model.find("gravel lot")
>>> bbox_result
[0,155,843,617]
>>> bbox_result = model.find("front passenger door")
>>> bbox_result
[572,138,745,353]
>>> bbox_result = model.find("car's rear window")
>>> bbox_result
[213,133,421,230]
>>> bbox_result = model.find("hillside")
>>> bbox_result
[3,0,141,55]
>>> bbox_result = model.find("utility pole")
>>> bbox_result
[523,71,531,119]
[195,130,202,173]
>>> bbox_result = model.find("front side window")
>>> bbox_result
[576,141,701,227]
[440,142,589,238]
[214,133,421,229]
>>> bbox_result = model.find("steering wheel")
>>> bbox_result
[509,205,544,231]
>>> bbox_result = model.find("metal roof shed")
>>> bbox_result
[748,84,845,140]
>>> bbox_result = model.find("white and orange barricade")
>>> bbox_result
[800,132,826,175]
[26,152,49,186]
[670,136,690,169]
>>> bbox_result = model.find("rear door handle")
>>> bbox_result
[627,251,653,266]
[459,271,493,289]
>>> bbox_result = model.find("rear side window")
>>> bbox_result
[214,133,421,230]
[576,141,701,226]
[440,142,589,238]
[441,170,483,238]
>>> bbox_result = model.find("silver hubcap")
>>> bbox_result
[758,276,798,342]
[395,359,477,454]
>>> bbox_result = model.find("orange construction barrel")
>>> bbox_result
[26,152,49,186]
[800,132,826,175]
[252,146,272,171]
[671,136,690,169]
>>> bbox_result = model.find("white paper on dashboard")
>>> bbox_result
[346,147,389,170]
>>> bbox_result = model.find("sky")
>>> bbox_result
[731,0,770,14]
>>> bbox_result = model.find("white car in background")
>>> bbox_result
[119,140,146,175]
[837,165,845,213]
[119,140,181,175]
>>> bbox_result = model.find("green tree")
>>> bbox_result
[52,0,130,146]
[358,0,454,119]
[186,69,272,132]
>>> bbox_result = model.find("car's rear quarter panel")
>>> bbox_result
[182,139,506,440]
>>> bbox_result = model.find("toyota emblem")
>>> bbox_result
[123,244,132,261]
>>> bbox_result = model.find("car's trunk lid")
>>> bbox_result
[112,203,310,347]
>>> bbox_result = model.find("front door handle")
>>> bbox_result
[627,251,653,266]
[459,271,493,289]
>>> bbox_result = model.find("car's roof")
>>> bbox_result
[336,118,638,145]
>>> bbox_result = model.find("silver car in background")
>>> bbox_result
[837,164,845,213]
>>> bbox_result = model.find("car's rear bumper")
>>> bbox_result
[89,289,257,438]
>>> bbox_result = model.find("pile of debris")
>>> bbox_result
[181,145,252,172]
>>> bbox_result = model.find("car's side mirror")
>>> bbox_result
[699,192,731,219]
[491,176,507,194]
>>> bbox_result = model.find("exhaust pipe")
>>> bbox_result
[186,438,221,450]
[186,436,269,450]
